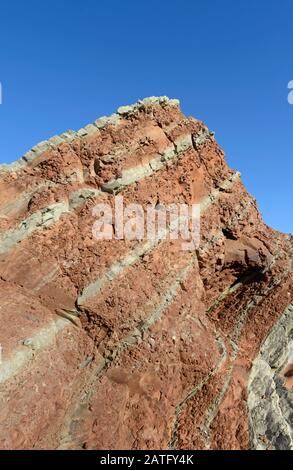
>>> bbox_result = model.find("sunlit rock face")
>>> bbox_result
[0,97,292,450]
[248,304,293,450]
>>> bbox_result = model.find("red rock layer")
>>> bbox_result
[0,97,292,449]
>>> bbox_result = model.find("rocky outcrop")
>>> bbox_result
[248,304,293,449]
[0,97,292,449]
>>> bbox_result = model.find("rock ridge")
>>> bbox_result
[0,97,292,450]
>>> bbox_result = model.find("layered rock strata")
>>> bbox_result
[0,97,292,449]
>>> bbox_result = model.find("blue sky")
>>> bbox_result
[0,0,292,233]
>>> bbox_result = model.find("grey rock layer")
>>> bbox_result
[248,303,293,450]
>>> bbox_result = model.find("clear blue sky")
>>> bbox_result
[0,0,292,233]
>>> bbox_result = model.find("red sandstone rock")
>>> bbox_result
[0,97,292,450]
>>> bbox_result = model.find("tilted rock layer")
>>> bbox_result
[0,97,292,450]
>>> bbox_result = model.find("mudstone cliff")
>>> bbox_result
[0,97,292,450]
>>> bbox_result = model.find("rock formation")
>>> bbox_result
[0,97,292,450]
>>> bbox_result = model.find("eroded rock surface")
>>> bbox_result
[0,96,292,449]
[248,304,293,450]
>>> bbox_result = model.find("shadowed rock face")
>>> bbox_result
[0,97,292,450]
